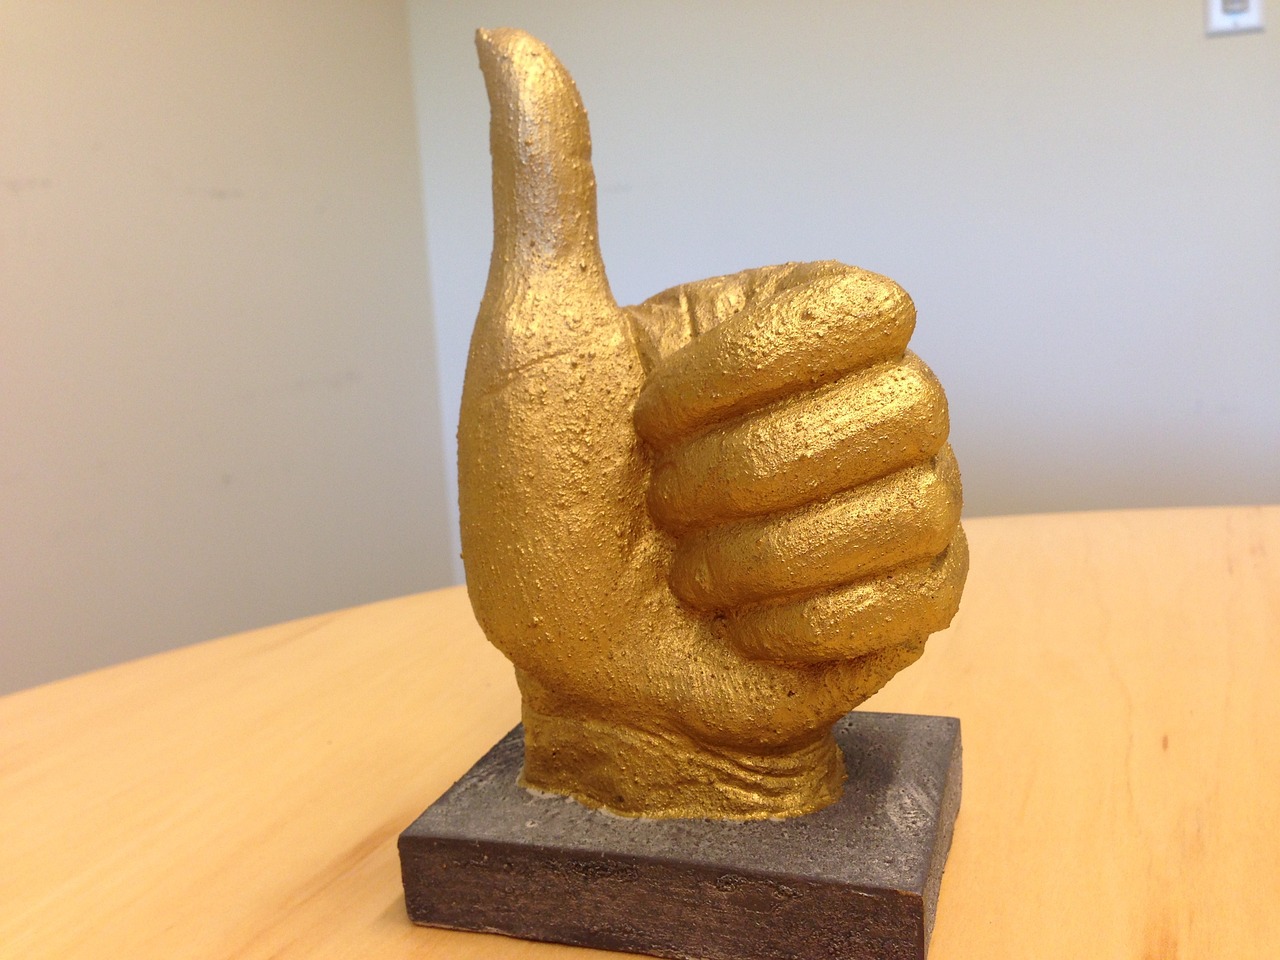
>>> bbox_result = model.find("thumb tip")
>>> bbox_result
[474,28,581,122]
[475,27,550,67]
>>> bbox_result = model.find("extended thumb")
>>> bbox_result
[476,28,613,305]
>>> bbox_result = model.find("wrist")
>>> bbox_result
[518,701,846,820]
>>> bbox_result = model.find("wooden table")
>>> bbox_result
[3,506,1278,959]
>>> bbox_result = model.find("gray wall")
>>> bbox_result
[411,1,1279,581]
[2,1,454,694]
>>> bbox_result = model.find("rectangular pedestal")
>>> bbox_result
[399,711,961,960]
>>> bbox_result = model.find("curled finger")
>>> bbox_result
[669,447,962,611]
[720,528,967,663]
[649,353,949,533]
[634,265,915,451]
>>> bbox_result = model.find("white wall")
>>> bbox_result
[5,3,1276,694]
[1,1,453,694]
[411,0,1279,581]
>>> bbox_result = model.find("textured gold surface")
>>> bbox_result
[457,28,967,819]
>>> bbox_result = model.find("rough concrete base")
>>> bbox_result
[399,711,962,960]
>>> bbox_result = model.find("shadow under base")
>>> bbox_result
[399,712,962,960]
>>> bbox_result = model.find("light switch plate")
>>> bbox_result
[1207,0,1265,34]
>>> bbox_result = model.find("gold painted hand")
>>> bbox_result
[458,28,967,819]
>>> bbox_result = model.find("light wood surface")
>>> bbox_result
[3,506,1278,959]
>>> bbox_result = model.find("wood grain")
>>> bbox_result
[2,506,1277,959]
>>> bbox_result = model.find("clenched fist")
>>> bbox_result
[458,29,967,819]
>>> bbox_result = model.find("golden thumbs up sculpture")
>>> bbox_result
[459,29,967,820]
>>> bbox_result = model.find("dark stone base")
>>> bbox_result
[399,711,961,960]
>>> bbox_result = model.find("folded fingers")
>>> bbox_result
[637,260,965,671]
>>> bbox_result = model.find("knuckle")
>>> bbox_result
[823,269,915,331]
[891,356,950,449]
[914,463,963,550]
